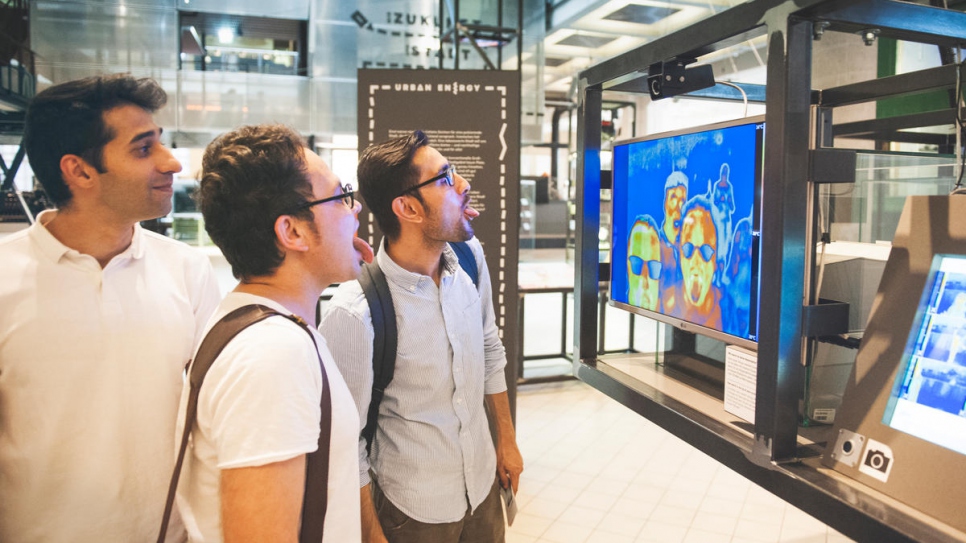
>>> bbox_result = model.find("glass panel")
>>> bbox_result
[822,151,958,245]
[805,151,957,425]
[175,70,312,132]
[176,0,310,19]
[32,1,179,78]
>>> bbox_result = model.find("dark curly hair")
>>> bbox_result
[197,124,315,281]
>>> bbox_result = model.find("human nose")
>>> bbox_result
[158,145,182,174]
[352,199,362,214]
[455,171,470,194]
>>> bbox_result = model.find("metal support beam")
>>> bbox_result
[799,0,966,47]
[1,142,25,192]
[574,81,601,363]
[819,64,962,108]
[833,108,957,138]
[581,0,783,87]
[455,24,497,70]
[753,18,813,463]
[437,0,521,71]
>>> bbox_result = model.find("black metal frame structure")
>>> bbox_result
[437,0,523,71]
[573,0,966,541]
[516,286,646,385]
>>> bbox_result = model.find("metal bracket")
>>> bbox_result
[802,298,850,337]
[809,148,856,184]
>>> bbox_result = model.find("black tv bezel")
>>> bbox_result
[608,114,766,352]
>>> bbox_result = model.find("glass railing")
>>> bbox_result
[182,46,300,76]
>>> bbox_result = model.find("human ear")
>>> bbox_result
[60,154,96,191]
[391,196,423,225]
[274,214,311,252]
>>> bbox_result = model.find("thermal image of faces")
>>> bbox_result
[678,196,722,329]
[662,172,688,245]
[612,121,762,341]
[627,216,662,312]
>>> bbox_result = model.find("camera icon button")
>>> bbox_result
[858,438,894,483]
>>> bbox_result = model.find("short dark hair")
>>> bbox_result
[197,124,314,281]
[23,74,168,207]
[357,130,430,240]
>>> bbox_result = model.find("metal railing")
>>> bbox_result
[0,62,36,106]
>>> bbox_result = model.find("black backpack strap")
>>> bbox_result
[157,304,333,543]
[357,244,478,458]
[358,262,397,456]
[449,240,479,288]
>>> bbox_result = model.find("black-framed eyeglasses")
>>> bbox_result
[290,183,356,212]
[399,166,457,197]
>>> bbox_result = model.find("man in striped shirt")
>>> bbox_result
[320,130,523,543]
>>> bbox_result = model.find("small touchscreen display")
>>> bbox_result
[884,254,966,456]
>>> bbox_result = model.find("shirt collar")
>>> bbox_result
[28,210,146,264]
[375,238,458,291]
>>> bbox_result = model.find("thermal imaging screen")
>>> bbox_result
[884,254,966,456]
[610,119,763,343]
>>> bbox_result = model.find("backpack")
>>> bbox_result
[357,240,479,454]
[157,305,332,543]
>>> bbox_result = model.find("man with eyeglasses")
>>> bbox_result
[319,130,523,543]
[678,195,723,330]
[176,124,374,542]
[627,215,663,312]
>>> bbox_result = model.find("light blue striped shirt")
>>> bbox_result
[318,237,508,523]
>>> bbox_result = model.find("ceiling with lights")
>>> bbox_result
[529,0,766,97]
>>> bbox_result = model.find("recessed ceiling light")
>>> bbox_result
[218,27,235,44]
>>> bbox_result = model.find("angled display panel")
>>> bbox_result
[610,116,765,350]
[824,196,966,535]
[884,253,966,456]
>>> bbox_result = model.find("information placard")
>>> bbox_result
[725,345,758,424]
[356,69,521,405]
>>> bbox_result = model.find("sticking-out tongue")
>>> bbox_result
[463,206,480,220]
[689,279,701,303]
[353,236,374,264]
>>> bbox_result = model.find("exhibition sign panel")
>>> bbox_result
[356,68,521,391]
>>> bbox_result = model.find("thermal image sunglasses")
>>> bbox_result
[629,256,662,280]
[682,242,715,262]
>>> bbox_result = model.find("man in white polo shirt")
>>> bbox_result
[0,74,221,542]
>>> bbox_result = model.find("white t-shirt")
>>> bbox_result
[176,292,361,543]
[0,212,221,543]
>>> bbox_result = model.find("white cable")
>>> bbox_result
[718,81,748,117]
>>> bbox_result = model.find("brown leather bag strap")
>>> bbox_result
[294,315,332,543]
[157,305,332,543]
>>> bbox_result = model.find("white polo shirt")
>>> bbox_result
[0,211,221,543]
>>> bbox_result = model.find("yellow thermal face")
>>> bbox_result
[627,221,661,311]
[680,208,717,308]
[663,185,687,242]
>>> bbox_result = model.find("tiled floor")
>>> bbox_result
[510,250,853,542]
[507,380,855,543]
